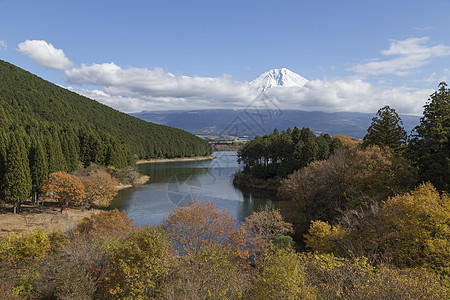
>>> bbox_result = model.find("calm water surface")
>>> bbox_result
[110,151,278,226]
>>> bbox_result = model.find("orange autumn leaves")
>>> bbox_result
[163,200,293,259]
[42,169,118,211]
[42,172,85,212]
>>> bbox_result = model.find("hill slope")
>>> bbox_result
[0,60,211,159]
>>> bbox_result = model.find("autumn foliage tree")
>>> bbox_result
[162,201,248,257]
[42,171,85,212]
[105,226,172,299]
[304,183,450,279]
[77,209,134,240]
[369,183,450,275]
[279,146,415,238]
[252,247,314,299]
[244,204,293,252]
[78,169,118,208]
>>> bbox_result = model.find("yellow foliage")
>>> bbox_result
[332,134,361,148]
[253,247,315,299]
[304,220,347,254]
[370,183,450,276]
[349,266,450,299]
[105,226,172,299]
[0,230,51,267]
[299,253,374,298]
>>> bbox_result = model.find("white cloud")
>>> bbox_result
[351,37,450,76]
[264,79,429,115]
[0,40,6,51]
[15,38,430,115]
[65,63,429,115]
[17,40,73,70]
[65,63,255,110]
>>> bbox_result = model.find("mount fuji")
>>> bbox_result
[131,68,420,139]
[250,68,308,91]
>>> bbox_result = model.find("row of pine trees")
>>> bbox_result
[0,124,134,212]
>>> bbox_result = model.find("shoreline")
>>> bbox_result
[136,155,215,164]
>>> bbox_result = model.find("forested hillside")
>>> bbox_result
[0,60,211,160]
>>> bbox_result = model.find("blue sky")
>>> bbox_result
[1,0,450,114]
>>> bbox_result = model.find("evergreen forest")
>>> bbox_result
[0,60,211,161]
[0,60,211,209]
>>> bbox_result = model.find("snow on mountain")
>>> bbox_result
[250,68,308,91]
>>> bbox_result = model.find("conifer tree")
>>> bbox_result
[408,82,450,192]
[0,106,8,129]
[329,137,343,155]
[29,136,48,203]
[362,106,407,153]
[3,134,32,213]
[46,130,66,173]
[316,134,331,160]
[60,127,79,172]
[0,130,9,201]
[299,128,319,165]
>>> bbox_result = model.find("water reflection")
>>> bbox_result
[110,151,278,226]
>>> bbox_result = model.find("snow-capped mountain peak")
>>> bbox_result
[250,68,308,91]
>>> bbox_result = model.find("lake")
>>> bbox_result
[110,151,278,226]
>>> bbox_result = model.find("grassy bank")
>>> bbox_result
[0,201,99,237]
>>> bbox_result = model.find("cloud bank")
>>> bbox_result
[66,64,429,115]
[17,40,73,70]
[18,38,441,115]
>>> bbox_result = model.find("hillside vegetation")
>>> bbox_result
[0,60,211,160]
[0,60,211,211]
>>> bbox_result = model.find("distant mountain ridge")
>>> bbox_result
[250,68,308,91]
[132,109,420,140]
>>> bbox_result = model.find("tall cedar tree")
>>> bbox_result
[60,127,79,172]
[0,130,9,200]
[3,134,32,213]
[362,105,407,153]
[46,130,66,173]
[408,82,450,192]
[29,136,48,203]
